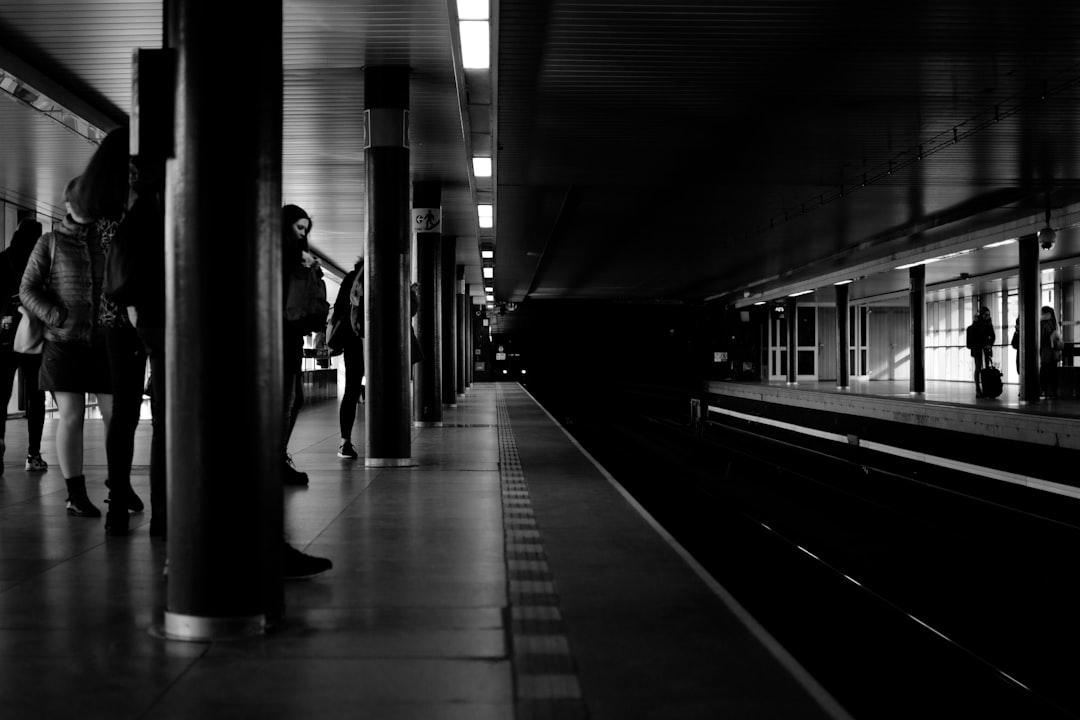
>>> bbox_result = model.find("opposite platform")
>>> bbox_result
[0,382,849,719]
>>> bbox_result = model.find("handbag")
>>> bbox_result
[13,305,44,354]
[325,314,349,356]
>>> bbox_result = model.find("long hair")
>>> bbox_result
[281,204,312,266]
[70,126,130,221]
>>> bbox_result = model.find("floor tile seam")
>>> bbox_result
[496,385,587,710]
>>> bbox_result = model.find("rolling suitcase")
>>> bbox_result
[980,359,1003,399]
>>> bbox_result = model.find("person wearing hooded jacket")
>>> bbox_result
[0,217,48,473]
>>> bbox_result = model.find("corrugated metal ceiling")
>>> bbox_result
[2,0,1080,330]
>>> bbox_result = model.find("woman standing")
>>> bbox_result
[20,176,114,518]
[70,126,147,535]
[332,257,363,459]
[1040,305,1064,399]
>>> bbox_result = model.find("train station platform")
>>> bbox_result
[706,377,1080,500]
[0,382,850,719]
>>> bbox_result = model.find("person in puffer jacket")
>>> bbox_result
[19,176,114,519]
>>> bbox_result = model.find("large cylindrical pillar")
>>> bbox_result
[364,66,413,464]
[1019,234,1041,401]
[413,181,442,426]
[835,283,849,389]
[785,297,797,384]
[909,264,926,393]
[164,0,282,639]
[441,243,458,407]
[456,266,466,397]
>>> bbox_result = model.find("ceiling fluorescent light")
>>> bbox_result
[895,257,941,270]
[457,0,489,20]
[833,279,853,285]
[983,238,1017,248]
[788,290,813,297]
[473,157,492,177]
[460,21,490,69]
[483,266,494,279]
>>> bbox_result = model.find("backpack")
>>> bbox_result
[349,269,364,337]
[285,260,330,334]
[965,323,978,351]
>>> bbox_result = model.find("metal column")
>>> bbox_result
[456,266,466,397]
[164,0,282,639]
[835,282,849,389]
[413,181,442,426]
[785,297,797,384]
[364,66,413,465]
[1019,234,1041,401]
[909,264,926,394]
[441,244,458,407]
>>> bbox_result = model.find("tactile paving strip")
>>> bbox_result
[496,386,588,719]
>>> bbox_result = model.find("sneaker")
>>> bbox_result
[282,542,332,579]
[283,456,309,486]
[66,494,102,518]
[337,440,358,459]
[25,453,47,472]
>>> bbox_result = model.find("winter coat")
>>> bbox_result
[19,215,105,345]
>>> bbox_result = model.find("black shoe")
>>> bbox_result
[104,509,130,536]
[282,543,332,579]
[66,494,101,518]
[149,516,166,539]
[65,475,101,517]
[283,456,309,486]
[104,479,145,513]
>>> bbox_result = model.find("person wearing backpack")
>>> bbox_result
[966,305,996,398]
[0,217,48,474]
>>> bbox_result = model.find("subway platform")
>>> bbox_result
[0,382,849,719]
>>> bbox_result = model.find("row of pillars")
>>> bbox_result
[157,4,475,640]
[782,234,1046,401]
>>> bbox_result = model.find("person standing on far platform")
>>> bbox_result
[966,305,995,398]
[0,217,48,474]
[1040,305,1063,399]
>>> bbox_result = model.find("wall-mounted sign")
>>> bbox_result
[495,352,506,361]
[413,208,442,233]
[714,351,728,362]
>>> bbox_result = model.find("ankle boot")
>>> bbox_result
[104,478,145,513]
[104,508,130,536]
[65,475,101,518]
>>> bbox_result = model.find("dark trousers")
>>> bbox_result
[0,346,45,458]
[105,325,148,498]
[339,339,364,440]
[137,326,166,529]
[284,363,304,451]
[1041,361,1059,398]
